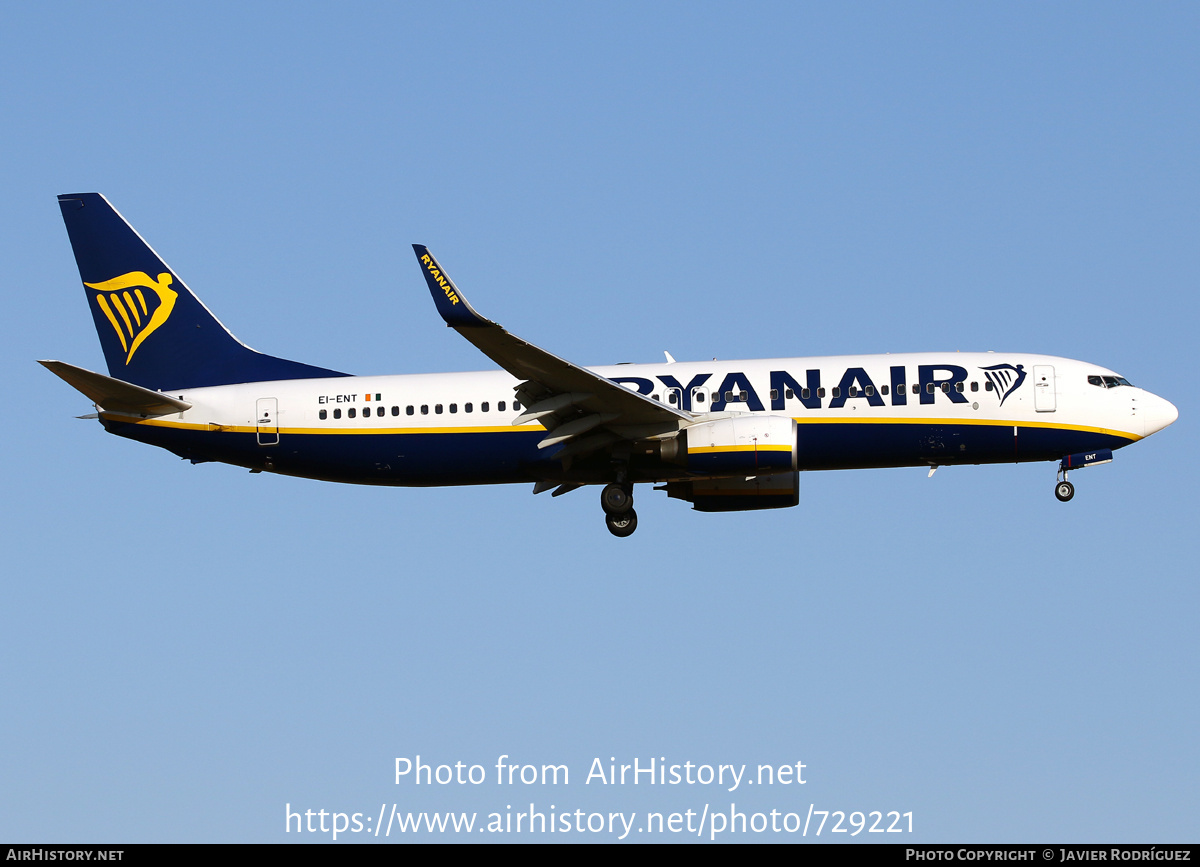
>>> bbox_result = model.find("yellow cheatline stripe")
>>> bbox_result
[102,415,542,435]
[101,414,1139,443]
[791,415,1142,441]
[280,424,536,435]
[688,444,794,454]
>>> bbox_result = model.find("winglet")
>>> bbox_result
[412,245,489,328]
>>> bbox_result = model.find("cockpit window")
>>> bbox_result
[1089,374,1135,388]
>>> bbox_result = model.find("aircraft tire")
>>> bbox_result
[1055,480,1075,502]
[600,483,634,515]
[606,508,638,537]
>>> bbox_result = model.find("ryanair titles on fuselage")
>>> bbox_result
[295,356,1052,421]
[606,360,1020,413]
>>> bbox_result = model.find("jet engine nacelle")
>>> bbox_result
[664,471,800,512]
[682,414,797,475]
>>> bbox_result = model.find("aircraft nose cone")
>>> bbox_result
[1143,394,1179,436]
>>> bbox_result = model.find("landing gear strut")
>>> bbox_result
[601,482,636,536]
[1054,465,1075,502]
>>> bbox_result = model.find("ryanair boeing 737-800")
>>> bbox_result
[42,193,1178,536]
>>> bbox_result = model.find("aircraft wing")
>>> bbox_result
[413,245,689,458]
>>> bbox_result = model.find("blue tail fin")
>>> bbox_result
[57,193,348,390]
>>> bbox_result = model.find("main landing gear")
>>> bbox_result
[601,482,637,537]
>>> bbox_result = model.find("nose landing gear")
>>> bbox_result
[601,482,637,537]
[1054,463,1076,502]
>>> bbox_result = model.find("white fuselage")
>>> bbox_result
[103,351,1176,486]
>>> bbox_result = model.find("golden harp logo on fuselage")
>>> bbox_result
[85,271,178,364]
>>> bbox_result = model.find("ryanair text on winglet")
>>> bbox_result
[421,254,460,306]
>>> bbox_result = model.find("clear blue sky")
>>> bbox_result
[2,2,1197,842]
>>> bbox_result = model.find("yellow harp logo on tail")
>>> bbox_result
[85,272,178,364]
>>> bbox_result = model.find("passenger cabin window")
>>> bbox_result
[391,405,399,416]
[319,409,327,420]
[802,388,811,399]
[954,382,964,393]
[377,406,385,417]
[498,401,506,412]
[970,382,978,392]
[694,392,706,404]
[985,382,994,391]
[450,403,457,413]
[865,385,874,397]
[348,408,357,418]
[435,404,443,414]
[333,408,342,419]
[770,389,779,401]
[831,387,841,398]
[513,401,521,410]
[847,387,857,397]
[817,388,825,398]
[406,405,414,415]
[785,388,794,399]
[881,385,889,396]
[465,403,473,413]
[482,402,490,412]
[421,405,429,415]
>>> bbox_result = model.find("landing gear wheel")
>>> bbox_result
[600,483,634,515]
[606,508,638,537]
[1055,480,1075,502]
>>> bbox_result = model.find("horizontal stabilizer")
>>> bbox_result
[39,360,192,416]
